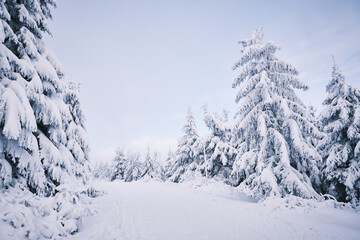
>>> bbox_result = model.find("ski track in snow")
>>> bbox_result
[70,180,360,240]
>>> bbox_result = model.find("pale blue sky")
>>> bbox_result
[45,0,360,163]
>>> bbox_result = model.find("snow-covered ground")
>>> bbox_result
[69,179,360,240]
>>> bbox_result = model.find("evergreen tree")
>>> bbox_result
[164,149,176,179]
[111,148,127,181]
[231,29,322,199]
[0,1,92,236]
[141,148,164,180]
[318,59,360,204]
[199,105,236,180]
[124,152,142,182]
[93,160,112,180]
[307,104,320,148]
[0,0,90,195]
[169,107,202,182]
[64,82,90,184]
[0,0,47,193]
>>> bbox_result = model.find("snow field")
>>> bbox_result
[71,180,360,240]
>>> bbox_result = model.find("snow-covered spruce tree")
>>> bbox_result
[64,82,90,184]
[231,28,322,199]
[110,148,127,181]
[318,60,360,205]
[141,148,164,181]
[124,152,142,182]
[307,104,320,148]
[0,1,92,237]
[0,0,90,195]
[0,0,48,193]
[164,149,175,179]
[168,107,202,182]
[93,160,112,180]
[199,105,236,181]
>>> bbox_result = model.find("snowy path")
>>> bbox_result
[70,180,360,240]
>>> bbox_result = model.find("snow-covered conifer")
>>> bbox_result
[141,148,164,180]
[168,107,202,182]
[199,105,236,181]
[0,0,48,193]
[124,152,142,182]
[231,29,322,199]
[111,148,127,181]
[64,82,90,184]
[164,149,175,179]
[318,60,360,204]
[93,160,112,180]
[0,0,91,195]
[307,104,320,147]
[0,1,92,236]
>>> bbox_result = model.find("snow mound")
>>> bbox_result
[0,184,97,239]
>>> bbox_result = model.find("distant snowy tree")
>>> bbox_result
[110,148,127,181]
[318,60,360,205]
[124,152,142,182]
[199,105,236,181]
[93,160,112,180]
[231,29,322,199]
[164,149,176,179]
[141,148,164,180]
[169,107,202,182]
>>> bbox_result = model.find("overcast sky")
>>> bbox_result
[44,0,360,164]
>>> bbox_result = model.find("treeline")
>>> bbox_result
[103,29,360,206]
[94,148,164,182]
